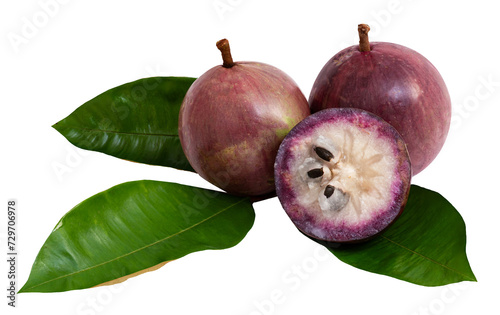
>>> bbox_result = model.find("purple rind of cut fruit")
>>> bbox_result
[274,108,411,243]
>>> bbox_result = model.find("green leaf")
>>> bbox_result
[53,77,196,172]
[328,185,476,286]
[19,180,254,293]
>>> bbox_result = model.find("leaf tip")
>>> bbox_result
[52,121,62,131]
[17,283,28,294]
[470,272,478,283]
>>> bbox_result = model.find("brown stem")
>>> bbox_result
[216,38,235,68]
[358,24,371,52]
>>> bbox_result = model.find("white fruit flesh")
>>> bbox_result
[275,107,411,242]
[289,123,400,230]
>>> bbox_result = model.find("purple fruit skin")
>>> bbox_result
[309,42,451,175]
[179,62,310,196]
[275,108,411,243]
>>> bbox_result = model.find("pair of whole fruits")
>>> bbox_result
[179,24,451,243]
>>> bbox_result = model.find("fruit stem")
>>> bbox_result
[216,39,235,68]
[358,24,371,52]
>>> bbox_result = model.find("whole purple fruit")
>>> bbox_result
[309,24,451,175]
[275,108,411,243]
[179,39,310,196]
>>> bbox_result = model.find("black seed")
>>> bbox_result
[324,185,335,198]
[307,168,324,178]
[314,146,334,162]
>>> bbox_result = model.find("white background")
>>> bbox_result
[1,0,499,314]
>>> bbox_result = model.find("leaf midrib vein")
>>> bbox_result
[380,235,474,280]
[58,124,178,138]
[28,199,248,290]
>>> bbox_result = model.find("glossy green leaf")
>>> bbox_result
[19,180,254,293]
[328,185,476,286]
[53,77,196,172]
